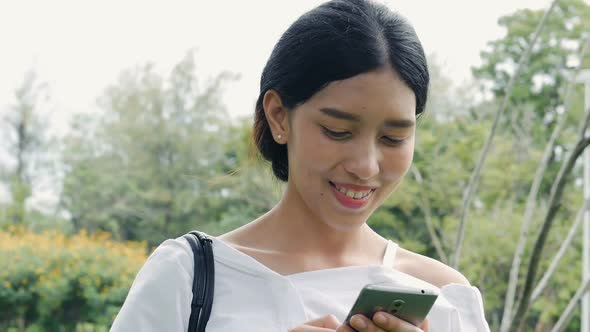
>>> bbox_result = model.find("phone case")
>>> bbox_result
[344,284,439,327]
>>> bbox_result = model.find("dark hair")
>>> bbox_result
[253,0,429,182]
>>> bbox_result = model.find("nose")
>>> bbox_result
[342,139,381,181]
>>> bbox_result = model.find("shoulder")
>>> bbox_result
[394,247,470,288]
[132,237,195,288]
[110,237,195,331]
[117,237,196,300]
[148,237,194,273]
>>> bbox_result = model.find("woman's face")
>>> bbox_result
[286,67,417,232]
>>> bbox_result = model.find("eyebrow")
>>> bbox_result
[318,107,415,128]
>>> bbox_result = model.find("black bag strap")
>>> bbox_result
[183,231,215,332]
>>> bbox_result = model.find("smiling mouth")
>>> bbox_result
[329,181,376,200]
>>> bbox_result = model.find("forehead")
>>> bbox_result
[301,67,416,121]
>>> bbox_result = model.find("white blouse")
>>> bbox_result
[110,234,490,332]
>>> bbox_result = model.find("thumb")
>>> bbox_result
[305,314,341,329]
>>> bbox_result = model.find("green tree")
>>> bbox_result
[473,0,590,135]
[0,70,51,227]
[470,1,590,329]
[60,52,238,246]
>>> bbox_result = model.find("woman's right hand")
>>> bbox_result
[290,314,429,332]
[338,312,429,332]
[289,314,341,331]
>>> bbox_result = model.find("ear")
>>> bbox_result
[262,90,290,144]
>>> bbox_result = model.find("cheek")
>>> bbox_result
[288,128,333,197]
[382,140,415,181]
[293,128,337,173]
[289,130,337,202]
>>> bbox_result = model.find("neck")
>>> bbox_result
[249,182,383,260]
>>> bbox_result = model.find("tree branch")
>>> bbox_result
[550,277,590,332]
[451,0,560,269]
[510,105,590,332]
[410,165,448,263]
[500,36,590,332]
[530,199,590,303]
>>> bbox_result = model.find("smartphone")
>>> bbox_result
[344,284,439,327]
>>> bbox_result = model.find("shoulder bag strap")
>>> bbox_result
[183,231,215,332]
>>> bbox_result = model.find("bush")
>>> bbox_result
[0,225,147,331]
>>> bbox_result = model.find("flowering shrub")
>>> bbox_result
[0,225,147,330]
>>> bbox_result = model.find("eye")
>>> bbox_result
[381,136,405,146]
[321,126,351,140]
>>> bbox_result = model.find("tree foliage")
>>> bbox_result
[0,70,52,227]
[60,52,240,246]
[474,0,590,121]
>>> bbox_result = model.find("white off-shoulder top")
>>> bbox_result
[111,235,490,331]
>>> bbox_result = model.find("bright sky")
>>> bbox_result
[0,0,566,206]
[0,0,558,133]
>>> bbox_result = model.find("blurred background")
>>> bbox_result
[1,0,590,331]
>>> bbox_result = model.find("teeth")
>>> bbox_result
[333,183,372,200]
[353,191,365,199]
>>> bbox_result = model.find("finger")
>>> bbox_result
[335,322,357,332]
[349,314,386,332]
[310,314,341,329]
[290,326,338,332]
[371,312,422,332]
[290,314,341,330]
[419,319,429,332]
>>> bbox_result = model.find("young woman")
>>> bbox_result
[111,0,490,331]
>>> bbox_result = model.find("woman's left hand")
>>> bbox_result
[335,312,429,332]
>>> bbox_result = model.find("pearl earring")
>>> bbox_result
[277,134,282,140]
